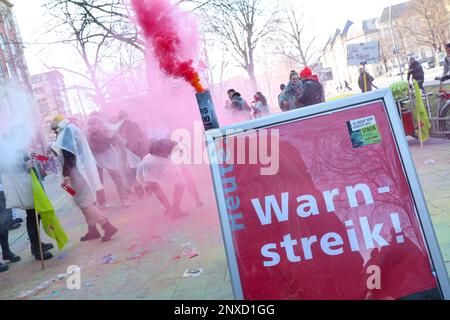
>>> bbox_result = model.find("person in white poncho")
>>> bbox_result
[51,115,119,242]
[0,128,54,261]
[86,115,129,208]
[136,138,203,220]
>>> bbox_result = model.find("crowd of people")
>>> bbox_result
[0,111,203,273]
[279,67,325,111]
[225,66,325,121]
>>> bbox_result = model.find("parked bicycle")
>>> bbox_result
[434,75,450,138]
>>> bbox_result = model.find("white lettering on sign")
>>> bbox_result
[220,150,245,231]
[250,184,406,267]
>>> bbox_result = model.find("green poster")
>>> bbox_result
[347,115,381,148]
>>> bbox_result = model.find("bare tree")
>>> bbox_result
[384,16,409,69]
[379,31,396,73]
[42,1,117,109]
[273,7,325,69]
[41,0,152,111]
[400,0,450,60]
[200,0,280,91]
[44,0,145,52]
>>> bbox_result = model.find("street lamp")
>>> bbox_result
[389,0,404,81]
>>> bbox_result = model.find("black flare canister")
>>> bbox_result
[196,90,220,131]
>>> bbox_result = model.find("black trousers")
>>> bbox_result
[1,194,41,255]
[0,191,12,255]
[25,209,41,254]
[418,81,425,91]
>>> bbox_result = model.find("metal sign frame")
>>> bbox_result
[205,89,450,300]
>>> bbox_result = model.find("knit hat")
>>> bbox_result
[300,67,312,79]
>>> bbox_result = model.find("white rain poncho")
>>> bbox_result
[88,121,125,171]
[127,149,142,169]
[86,118,129,184]
[0,122,35,210]
[0,150,34,210]
[136,143,186,187]
[54,120,102,208]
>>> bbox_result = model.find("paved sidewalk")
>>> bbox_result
[407,137,450,272]
[1,165,233,300]
[0,137,449,300]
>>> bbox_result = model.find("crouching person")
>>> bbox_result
[50,115,118,242]
[136,139,203,220]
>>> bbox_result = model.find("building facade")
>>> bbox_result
[321,19,381,97]
[0,0,45,150]
[31,70,71,142]
[320,0,450,96]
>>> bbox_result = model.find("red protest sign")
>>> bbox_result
[208,95,447,300]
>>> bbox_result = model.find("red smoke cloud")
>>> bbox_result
[131,0,205,93]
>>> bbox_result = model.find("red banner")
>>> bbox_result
[218,101,438,300]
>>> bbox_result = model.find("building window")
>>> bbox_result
[33,87,45,94]
[0,34,16,79]
[32,75,43,84]
[0,35,9,78]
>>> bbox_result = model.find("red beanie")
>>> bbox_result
[300,67,312,78]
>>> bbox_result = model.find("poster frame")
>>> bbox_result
[205,89,450,300]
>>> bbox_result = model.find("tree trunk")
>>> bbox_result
[247,49,258,92]
[247,66,258,93]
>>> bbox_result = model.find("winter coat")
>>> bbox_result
[443,56,450,76]
[298,78,325,107]
[358,72,375,92]
[407,60,424,82]
[231,96,251,113]
[279,81,303,111]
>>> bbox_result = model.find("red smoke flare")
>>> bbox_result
[131,0,205,93]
